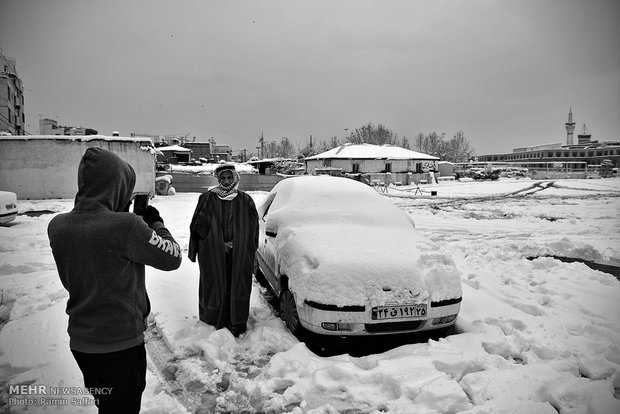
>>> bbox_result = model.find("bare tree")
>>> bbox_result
[425,132,444,157]
[415,133,425,152]
[413,130,474,161]
[445,131,474,162]
[401,136,410,150]
[348,122,399,145]
[329,135,341,148]
[279,137,296,158]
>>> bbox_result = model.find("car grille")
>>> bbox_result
[430,297,462,308]
[365,320,425,333]
[304,300,365,312]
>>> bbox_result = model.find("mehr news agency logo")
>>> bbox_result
[7,384,112,407]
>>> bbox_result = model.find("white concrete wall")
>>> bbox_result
[0,137,156,199]
[305,158,435,174]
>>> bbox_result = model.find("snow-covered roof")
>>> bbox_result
[0,134,153,144]
[305,143,439,161]
[248,157,297,164]
[156,144,191,152]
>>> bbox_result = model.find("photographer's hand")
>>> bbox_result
[143,206,164,226]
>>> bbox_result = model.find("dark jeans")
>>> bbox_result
[72,343,147,414]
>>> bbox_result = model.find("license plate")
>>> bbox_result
[372,304,427,320]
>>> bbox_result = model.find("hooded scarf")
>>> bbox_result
[211,165,240,200]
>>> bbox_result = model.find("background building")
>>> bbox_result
[39,118,98,135]
[183,141,212,161]
[477,109,620,168]
[305,143,440,185]
[0,53,25,135]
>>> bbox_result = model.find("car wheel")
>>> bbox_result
[253,259,275,300]
[279,289,302,335]
[253,256,261,277]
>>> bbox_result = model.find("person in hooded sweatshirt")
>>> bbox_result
[188,163,258,337]
[48,147,182,413]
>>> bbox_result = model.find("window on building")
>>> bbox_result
[416,163,423,173]
[352,163,360,173]
[323,159,331,167]
[385,163,392,173]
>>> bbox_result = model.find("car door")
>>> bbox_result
[257,192,279,289]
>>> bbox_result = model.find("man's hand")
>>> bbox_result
[143,206,164,226]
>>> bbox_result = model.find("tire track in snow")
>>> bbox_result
[144,285,295,413]
[144,324,210,412]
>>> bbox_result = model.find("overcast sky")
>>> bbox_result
[1,0,619,155]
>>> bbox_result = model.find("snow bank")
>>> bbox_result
[1,178,619,413]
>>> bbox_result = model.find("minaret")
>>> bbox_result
[577,123,591,144]
[565,107,576,146]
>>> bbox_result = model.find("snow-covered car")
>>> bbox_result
[0,191,18,224]
[254,176,463,336]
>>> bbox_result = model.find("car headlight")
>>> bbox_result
[321,322,355,331]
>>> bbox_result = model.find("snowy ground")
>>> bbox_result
[1,177,619,413]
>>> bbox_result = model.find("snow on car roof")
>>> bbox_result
[305,143,439,160]
[263,176,461,306]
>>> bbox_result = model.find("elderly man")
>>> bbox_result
[188,164,259,336]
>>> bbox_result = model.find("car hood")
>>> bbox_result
[274,222,462,307]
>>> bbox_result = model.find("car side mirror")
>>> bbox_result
[265,220,278,238]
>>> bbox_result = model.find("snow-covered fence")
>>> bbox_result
[0,136,156,199]
[522,162,588,179]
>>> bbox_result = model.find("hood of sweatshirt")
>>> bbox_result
[74,147,136,212]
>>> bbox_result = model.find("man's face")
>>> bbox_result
[219,170,234,186]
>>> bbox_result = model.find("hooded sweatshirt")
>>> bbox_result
[48,147,182,353]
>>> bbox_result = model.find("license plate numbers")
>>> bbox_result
[372,304,427,320]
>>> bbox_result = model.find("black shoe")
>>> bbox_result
[230,324,246,337]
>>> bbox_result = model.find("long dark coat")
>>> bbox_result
[188,190,259,329]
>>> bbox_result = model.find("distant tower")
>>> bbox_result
[577,123,592,144]
[565,107,576,146]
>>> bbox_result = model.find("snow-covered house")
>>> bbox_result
[156,144,192,163]
[304,143,439,185]
[305,143,439,175]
